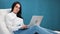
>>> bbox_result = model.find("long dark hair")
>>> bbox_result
[11,1,23,19]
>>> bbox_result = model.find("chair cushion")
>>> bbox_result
[0,8,11,22]
[0,8,12,34]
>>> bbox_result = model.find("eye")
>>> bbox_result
[15,6,18,8]
[16,6,20,9]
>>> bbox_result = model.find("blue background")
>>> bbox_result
[0,0,60,30]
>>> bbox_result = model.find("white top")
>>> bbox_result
[5,12,24,32]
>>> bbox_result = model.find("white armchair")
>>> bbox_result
[0,9,12,34]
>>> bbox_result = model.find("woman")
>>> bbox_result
[5,1,57,34]
[5,1,27,34]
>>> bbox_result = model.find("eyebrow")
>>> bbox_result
[16,5,20,8]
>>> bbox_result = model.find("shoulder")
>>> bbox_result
[6,13,15,19]
[6,13,12,17]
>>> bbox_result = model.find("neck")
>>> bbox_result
[12,10,17,14]
[13,11,17,14]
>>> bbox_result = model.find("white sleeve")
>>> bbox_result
[5,14,22,31]
[19,18,24,26]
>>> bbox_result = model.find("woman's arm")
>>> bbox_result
[5,14,22,31]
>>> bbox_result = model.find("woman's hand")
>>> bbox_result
[21,25,28,29]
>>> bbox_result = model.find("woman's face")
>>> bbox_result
[13,4,20,14]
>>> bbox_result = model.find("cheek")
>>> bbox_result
[18,9,20,11]
[15,8,19,11]
[14,7,17,11]
[16,8,20,12]
[13,7,20,13]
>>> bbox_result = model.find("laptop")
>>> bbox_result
[21,16,43,30]
[28,16,43,27]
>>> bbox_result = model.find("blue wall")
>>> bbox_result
[0,0,60,30]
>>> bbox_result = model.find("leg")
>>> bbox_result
[34,25,56,34]
[14,26,38,34]
[20,25,57,34]
[14,25,57,34]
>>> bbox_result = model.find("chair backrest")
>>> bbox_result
[0,9,13,34]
